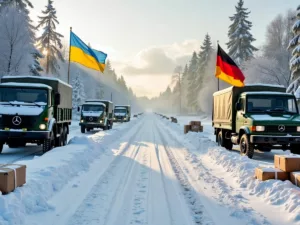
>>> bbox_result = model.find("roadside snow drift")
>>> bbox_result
[159,116,300,224]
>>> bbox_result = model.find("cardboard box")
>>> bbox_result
[0,164,26,194]
[255,167,289,181]
[184,125,190,134]
[290,172,300,187]
[274,155,300,172]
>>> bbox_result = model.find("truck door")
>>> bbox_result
[236,97,245,131]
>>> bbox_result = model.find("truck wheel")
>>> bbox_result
[63,126,68,146]
[81,126,86,133]
[239,134,254,159]
[43,132,55,153]
[87,128,91,132]
[217,131,224,147]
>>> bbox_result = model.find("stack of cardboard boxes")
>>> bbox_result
[0,164,26,194]
[184,121,203,134]
[255,155,300,187]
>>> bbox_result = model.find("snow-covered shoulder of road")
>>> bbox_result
[159,115,300,224]
[0,118,140,225]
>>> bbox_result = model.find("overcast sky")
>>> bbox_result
[30,0,298,98]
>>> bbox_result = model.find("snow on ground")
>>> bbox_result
[0,118,139,225]
[1,113,300,225]
[159,115,300,224]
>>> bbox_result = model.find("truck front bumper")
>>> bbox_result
[250,135,300,144]
[79,122,104,128]
[0,130,50,140]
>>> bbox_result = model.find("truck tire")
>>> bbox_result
[239,134,254,159]
[81,126,86,133]
[43,132,55,153]
[217,131,224,147]
[63,126,68,146]
[87,128,91,132]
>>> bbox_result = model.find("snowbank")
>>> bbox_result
[0,119,139,225]
[158,115,300,223]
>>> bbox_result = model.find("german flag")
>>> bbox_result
[215,44,245,87]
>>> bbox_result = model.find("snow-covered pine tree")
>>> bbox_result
[36,0,64,76]
[181,64,189,113]
[71,71,86,112]
[197,33,214,91]
[0,0,33,13]
[29,49,44,76]
[95,85,104,99]
[227,0,258,66]
[287,5,300,94]
[186,52,199,112]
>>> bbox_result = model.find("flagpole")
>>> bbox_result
[217,40,220,91]
[67,27,72,84]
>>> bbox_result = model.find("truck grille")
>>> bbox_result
[265,125,297,133]
[85,116,99,122]
[0,115,38,129]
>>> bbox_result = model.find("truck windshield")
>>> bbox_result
[247,95,298,114]
[82,105,104,112]
[0,87,48,105]
[115,108,126,113]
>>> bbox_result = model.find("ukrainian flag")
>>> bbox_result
[70,31,107,72]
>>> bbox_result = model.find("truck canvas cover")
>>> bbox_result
[0,76,72,109]
[213,84,286,131]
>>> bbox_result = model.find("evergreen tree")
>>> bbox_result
[29,49,44,76]
[0,0,33,14]
[71,71,86,110]
[197,34,214,91]
[36,0,64,75]
[95,85,104,99]
[186,52,199,111]
[288,6,300,81]
[227,0,258,66]
[117,75,128,92]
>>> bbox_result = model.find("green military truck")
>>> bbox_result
[212,84,300,158]
[0,76,72,153]
[79,99,114,132]
[114,105,131,122]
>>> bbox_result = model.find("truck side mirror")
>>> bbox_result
[54,93,61,105]
[77,106,80,112]
[235,102,241,111]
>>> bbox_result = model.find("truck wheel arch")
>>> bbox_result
[238,126,251,143]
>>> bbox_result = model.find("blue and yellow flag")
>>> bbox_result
[70,31,107,72]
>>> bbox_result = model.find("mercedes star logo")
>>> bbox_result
[278,125,285,132]
[89,117,93,122]
[12,116,22,126]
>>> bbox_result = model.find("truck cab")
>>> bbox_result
[213,85,300,158]
[114,105,131,122]
[0,76,72,153]
[79,99,114,132]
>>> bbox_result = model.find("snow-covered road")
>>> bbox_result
[2,113,300,225]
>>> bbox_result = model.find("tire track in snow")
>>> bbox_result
[65,118,146,225]
[154,121,214,225]
[157,117,271,225]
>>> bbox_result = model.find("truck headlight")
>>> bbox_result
[100,120,103,123]
[297,126,300,132]
[80,119,84,122]
[255,126,265,132]
[39,124,46,130]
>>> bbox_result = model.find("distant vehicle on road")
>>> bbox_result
[79,99,114,132]
[114,105,131,122]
